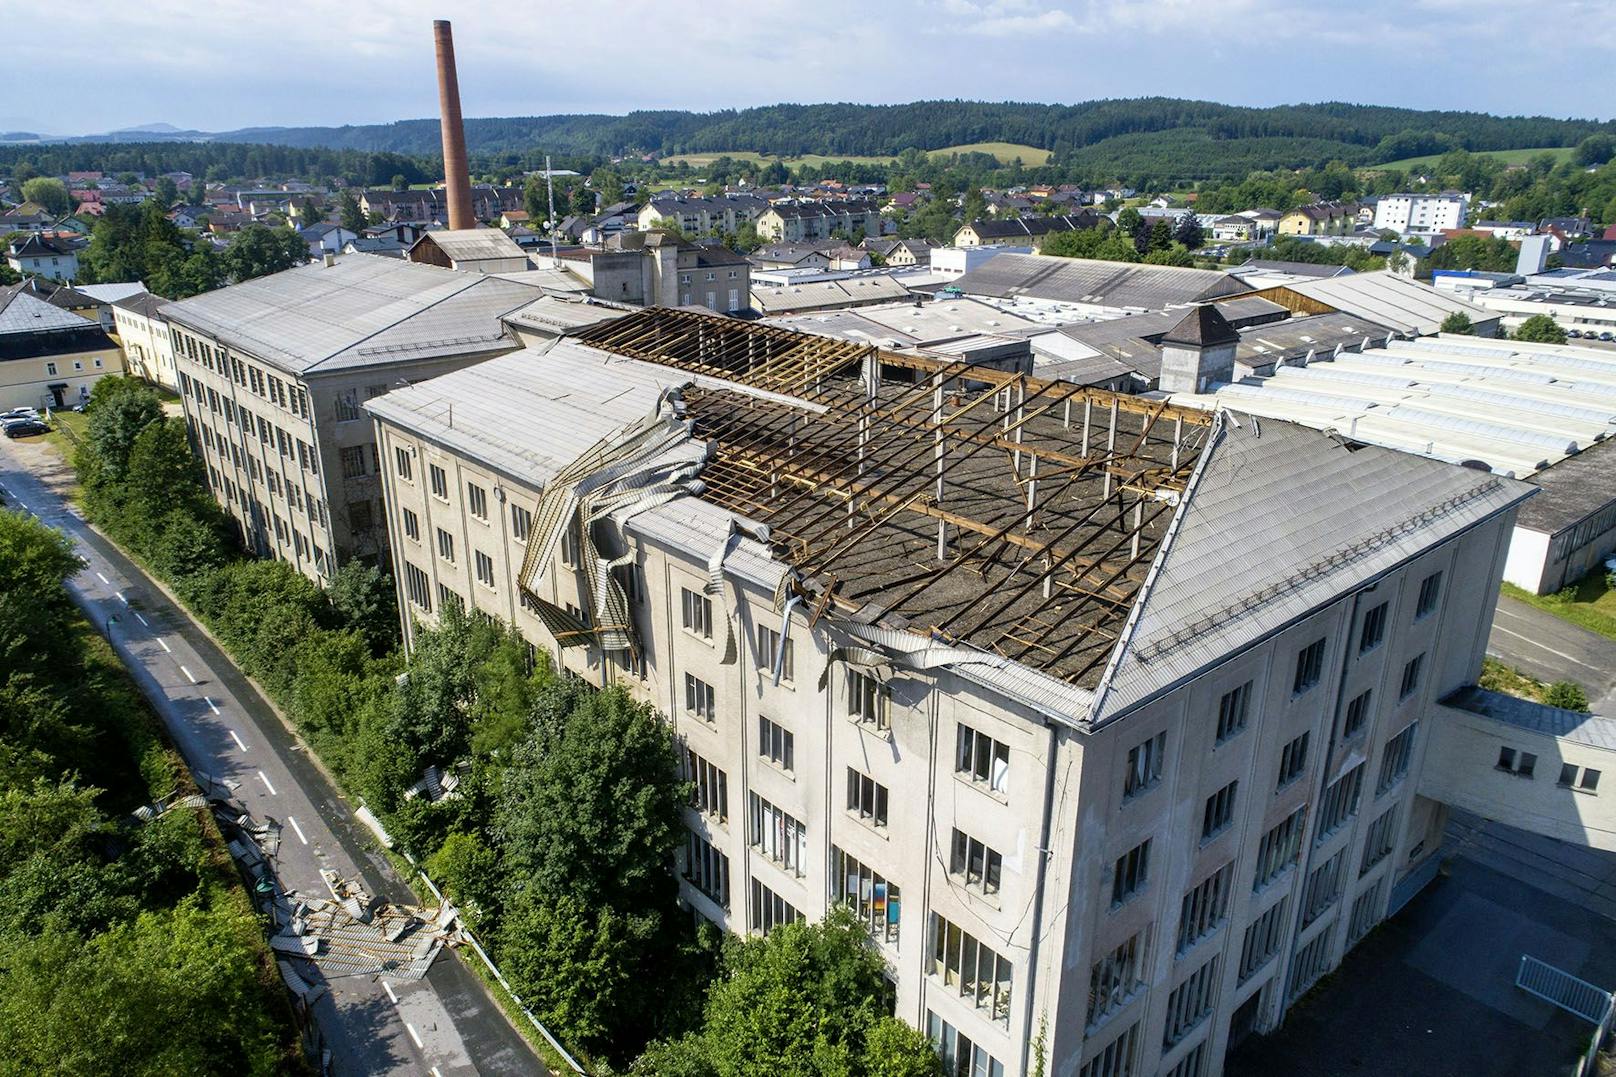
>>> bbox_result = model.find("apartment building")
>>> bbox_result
[637,193,771,236]
[1372,193,1468,235]
[365,308,1530,1077]
[756,200,881,242]
[1276,201,1360,237]
[109,290,179,391]
[161,254,544,579]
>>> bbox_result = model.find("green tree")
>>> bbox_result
[223,224,308,282]
[327,560,399,656]
[152,176,179,208]
[863,1018,944,1077]
[592,167,625,206]
[82,378,162,484]
[339,189,367,233]
[21,177,70,216]
[1543,680,1590,712]
[1147,218,1174,252]
[1173,211,1204,249]
[1574,134,1615,168]
[391,173,409,191]
[1440,311,1474,335]
[1514,313,1568,344]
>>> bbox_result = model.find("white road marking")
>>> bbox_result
[405,1023,424,1050]
[1492,624,1604,671]
[431,1069,443,1077]
[158,638,172,653]
[206,697,220,715]
[287,816,308,845]
[95,571,109,585]
[382,980,398,1004]
[230,730,247,752]
[257,770,277,795]
[134,612,149,626]
[180,665,197,683]
[116,591,128,604]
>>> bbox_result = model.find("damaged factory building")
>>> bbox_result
[363,306,1531,1077]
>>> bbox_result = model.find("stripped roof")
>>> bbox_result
[160,254,543,376]
[1262,271,1492,336]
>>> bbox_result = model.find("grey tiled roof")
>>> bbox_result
[1091,415,1534,723]
[160,254,544,376]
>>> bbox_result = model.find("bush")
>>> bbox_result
[1543,680,1590,712]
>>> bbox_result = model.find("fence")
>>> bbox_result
[1515,954,1615,1077]
[399,849,588,1075]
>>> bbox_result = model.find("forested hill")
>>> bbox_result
[211,98,1614,175]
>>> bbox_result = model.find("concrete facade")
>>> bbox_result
[109,293,179,391]
[366,345,1525,1077]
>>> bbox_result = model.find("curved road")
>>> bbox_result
[0,436,545,1077]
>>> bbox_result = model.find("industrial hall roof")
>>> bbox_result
[948,252,1252,310]
[367,305,1530,729]
[408,228,528,264]
[160,253,545,377]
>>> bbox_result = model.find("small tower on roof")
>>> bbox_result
[1158,303,1240,394]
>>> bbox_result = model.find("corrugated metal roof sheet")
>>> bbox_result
[1283,272,1492,336]
[1092,416,1534,724]
[416,228,528,263]
[161,254,543,375]
[950,252,1250,310]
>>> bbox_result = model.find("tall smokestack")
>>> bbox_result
[433,20,475,230]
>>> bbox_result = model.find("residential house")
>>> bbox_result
[1278,201,1359,237]
[864,238,936,267]
[756,200,880,243]
[953,213,1101,252]
[300,223,359,257]
[6,233,84,282]
[0,282,124,410]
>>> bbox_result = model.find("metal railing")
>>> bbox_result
[1515,954,1615,1077]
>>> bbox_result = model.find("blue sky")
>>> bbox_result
[4,0,1608,135]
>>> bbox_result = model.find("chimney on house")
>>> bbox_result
[432,20,475,231]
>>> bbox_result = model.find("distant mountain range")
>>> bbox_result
[8,99,1615,179]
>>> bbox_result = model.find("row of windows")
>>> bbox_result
[930,913,1013,1026]
[175,331,308,420]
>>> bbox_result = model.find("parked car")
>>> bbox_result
[1568,329,1583,338]
[3,418,49,438]
[1600,331,1614,342]
[1,406,40,421]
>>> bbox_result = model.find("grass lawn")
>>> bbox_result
[1502,573,1616,641]
[662,141,1050,169]
[1376,145,1576,172]
[42,407,90,459]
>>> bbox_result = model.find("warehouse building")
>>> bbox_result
[947,253,1252,318]
[161,254,545,579]
[366,307,1537,1077]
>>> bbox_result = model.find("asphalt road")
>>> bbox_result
[0,436,545,1077]
[1488,595,1616,714]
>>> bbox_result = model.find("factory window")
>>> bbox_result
[1088,930,1146,1028]
[929,914,1012,1025]
[1215,681,1251,743]
[683,746,727,822]
[683,673,715,723]
[683,830,729,909]
[510,504,531,543]
[1415,571,1443,620]
[1079,1021,1138,1077]
[403,561,431,612]
[755,624,794,682]
[758,715,793,772]
[1558,764,1602,792]
[474,550,495,589]
[1164,1041,1209,1077]
[436,527,455,563]
[1300,848,1347,927]
[395,446,413,481]
[956,724,1010,795]
[1162,956,1220,1048]
[1276,731,1310,790]
[429,463,448,500]
[1123,730,1166,801]
[1176,862,1234,953]
[347,500,373,533]
[1378,721,1418,793]
[1111,839,1151,906]
[401,507,419,541]
[340,445,367,479]
[847,670,889,730]
[1342,689,1372,741]
[1398,653,1425,700]
[1201,780,1238,841]
[748,793,807,876]
[335,392,363,422]
[1253,807,1306,891]
[681,587,713,640]
[749,879,802,937]
[1288,929,1334,1001]
[1238,896,1290,982]
[926,1012,1004,1077]
[1315,763,1365,842]
[1358,602,1388,654]
[1349,880,1385,942]
[848,769,890,828]
[1361,804,1401,875]
[1494,743,1535,779]
[949,828,1001,895]
[1293,638,1326,694]
[560,519,582,567]
[833,847,900,943]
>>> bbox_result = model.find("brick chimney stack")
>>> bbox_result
[432,19,475,230]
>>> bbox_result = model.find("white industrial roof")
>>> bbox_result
[1170,334,1616,479]
[415,228,528,264]
[1280,272,1493,336]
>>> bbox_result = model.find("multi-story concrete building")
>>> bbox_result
[757,200,881,243]
[637,193,771,236]
[366,307,1537,1077]
[109,290,179,391]
[160,254,544,579]
[554,232,751,311]
[1372,193,1468,235]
